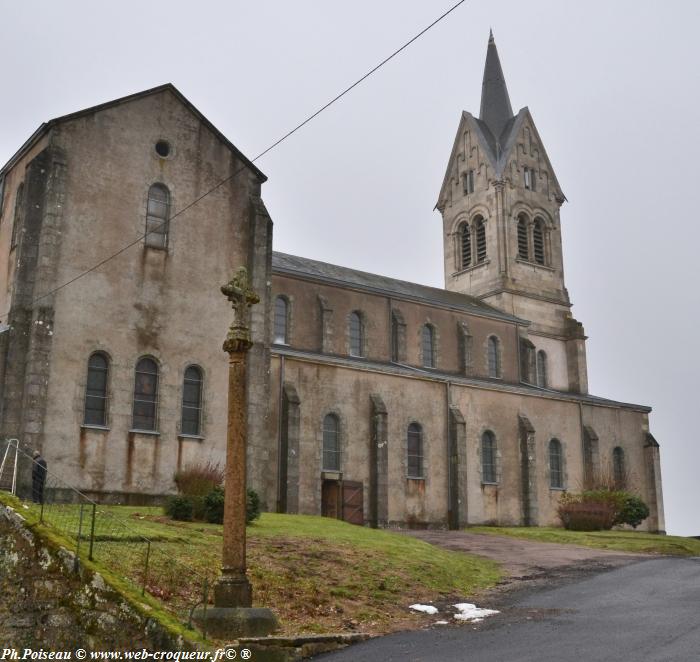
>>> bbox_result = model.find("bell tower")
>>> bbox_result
[436,32,588,393]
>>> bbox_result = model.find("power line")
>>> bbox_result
[3,0,467,321]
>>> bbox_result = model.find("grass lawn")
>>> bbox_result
[3,496,501,638]
[468,526,700,557]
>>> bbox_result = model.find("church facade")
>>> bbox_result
[0,35,665,531]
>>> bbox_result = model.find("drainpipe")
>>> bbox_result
[445,379,452,529]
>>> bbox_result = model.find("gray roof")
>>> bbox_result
[479,31,514,146]
[272,251,525,324]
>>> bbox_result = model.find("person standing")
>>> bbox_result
[31,451,47,504]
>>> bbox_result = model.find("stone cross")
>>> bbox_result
[220,266,260,354]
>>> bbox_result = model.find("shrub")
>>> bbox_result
[617,494,650,528]
[558,489,649,531]
[165,495,194,521]
[203,486,261,525]
[174,461,224,497]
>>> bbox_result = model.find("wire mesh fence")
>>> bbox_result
[0,438,219,638]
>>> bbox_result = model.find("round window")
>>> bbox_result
[155,140,171,158]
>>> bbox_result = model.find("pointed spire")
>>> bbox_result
[479,30,513,141]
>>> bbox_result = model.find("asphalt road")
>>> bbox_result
[315,557,700,662]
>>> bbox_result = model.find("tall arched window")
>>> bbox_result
[517,214,529,260]
[487,336,500,378]
[421,324,435,368]
[273,296,289,344]
[533,218,545,265]
[181,365,203,436]
[475,217,487,263]
[460,222,472,269]
[84,352,109,426]
[407,423,424,478]
[613,447,626,488]
[10,183,23,249]
[145,183,170,248]
[132,357,159,431]
[481,430,497,483]
[348,311,364,357]
[549,439,564,488]
[322,414,340,471]
[536,350,547,388]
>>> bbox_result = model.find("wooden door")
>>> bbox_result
[342,481,364,526]
[322,480,341,519]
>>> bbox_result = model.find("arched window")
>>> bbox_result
[533,218,545,265]
[10,183,23,249]
[322,414,340,471]
[84,352,109,426]
[460,222,472,269]
[487,336,500,378]
[273,296,289,344]
[407,423,424,478]
[549,439,564,488]
[517,214,529,260]
[145,183,170,248]
[481,431,497,483]
[536,350,547,388]
[475,217,487,263]
[132,357,159,431]
[422,324,435,368]
[613,447,626,488]
[348,311,364,357]
[391,313,400,362]
[181,365,203,436]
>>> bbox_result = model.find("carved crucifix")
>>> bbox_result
[220,266,260,354]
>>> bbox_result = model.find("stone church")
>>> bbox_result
[0,34,665,532]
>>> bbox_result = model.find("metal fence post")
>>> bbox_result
[76,502,85,558]
[142,540,151,596]
[40,497,45,524]
[88,503,96,561]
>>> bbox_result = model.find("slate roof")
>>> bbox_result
[479,30,514,144]
[0,83,266,182]
[272,251,526,324]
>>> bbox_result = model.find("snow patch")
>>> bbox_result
[434,620,449,625]
[409,603,438,615]
[453,603,500,622]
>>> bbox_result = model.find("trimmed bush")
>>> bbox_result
[165,494,194,521]
[203,486,261,525]
[558,499,617,531]
[617,494,650,528]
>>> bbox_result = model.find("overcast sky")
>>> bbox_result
[1,1,697,536]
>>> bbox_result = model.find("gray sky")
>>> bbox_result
[1,1,698,536]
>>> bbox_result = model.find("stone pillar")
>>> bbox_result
[518,414,538,526]
[369,394,388,528]
[644,433,666,534]
[280,382,301,514]
[448,406,468,528]
[197,267,277,638]
[565,316,589,395]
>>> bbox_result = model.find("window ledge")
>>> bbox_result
[81,424,110,432]
[178,434,204,441]
[406,476,425,481]
[128,429,160,436]
[515,257,555,271]
[549,486,566,492]
[452,260,490,277]
[481,481,499,487]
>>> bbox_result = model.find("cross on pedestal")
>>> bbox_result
[195,266,277,638]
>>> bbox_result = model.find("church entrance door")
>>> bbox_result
[321,479,364,525]
[322,479,341,519]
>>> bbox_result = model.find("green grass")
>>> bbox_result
[468,526,700,556]
[2,497,502,637]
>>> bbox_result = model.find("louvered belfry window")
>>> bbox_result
[407,423,424,478]
[181,365,203,436]
[84,352,109,426]
[460,223,472,269]
[533,218,545,265]
[133,358,159,431]
[517,215,529,260]
[145,183,170,248]
[475,217,487,263]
